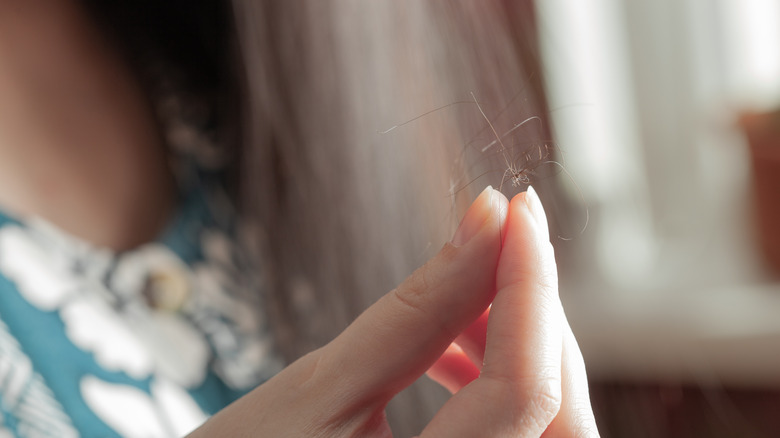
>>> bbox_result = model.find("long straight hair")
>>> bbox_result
[231,1,549,433]
[77,0,550,433]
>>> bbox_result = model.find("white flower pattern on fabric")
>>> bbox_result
[0,419,12,438]
[0,224,83,310]
[61,295,155,380]
[187,230,284,389]
[81,377,168,437]
[0,214,281,436]
[0,319,78,438]
[81,376,208,437]
[151,379,211,436]
[109,244,210,388]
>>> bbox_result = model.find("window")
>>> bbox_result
[539,0,780,384]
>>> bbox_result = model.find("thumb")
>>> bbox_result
[320,186,507,407]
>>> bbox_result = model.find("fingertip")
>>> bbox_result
[497,189,554,291]
[524,185,549,238]
[493,188,509,238]
[512,186,548,242]
[451,186,492,247]
[326,189,508,399]
[451,186,509,248]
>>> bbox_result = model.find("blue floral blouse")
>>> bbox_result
[0,184,283,437]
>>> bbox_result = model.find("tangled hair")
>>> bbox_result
[82,0,550,433]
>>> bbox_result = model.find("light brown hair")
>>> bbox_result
[232,1,549,432]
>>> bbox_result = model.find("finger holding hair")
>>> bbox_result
[420,187,593,437]
[188,186,509,437]
[318,186,508,406]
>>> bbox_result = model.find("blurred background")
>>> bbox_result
[536,0,780,436]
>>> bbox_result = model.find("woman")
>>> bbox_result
[0,0,597,436]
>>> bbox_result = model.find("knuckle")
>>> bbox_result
[400,262,431,303]
[390,286,428,318]
[536,272,558,298]
[485,374,562,433]
[524,378,563,428]
[573,412,601,438]
[536,244,559,287]
[394,261,433,311]
[289,349,327,390]
[391,255,459,339]
[390,286,457,340]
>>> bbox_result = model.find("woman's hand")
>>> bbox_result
[188,186,598,437]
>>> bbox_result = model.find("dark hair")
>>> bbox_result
[79,0,230,95]
[78,0,243,193]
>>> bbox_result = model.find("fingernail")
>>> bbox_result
[452,186,494,247]
[525,185,549,235]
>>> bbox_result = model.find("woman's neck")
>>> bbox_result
[0,0,174,250]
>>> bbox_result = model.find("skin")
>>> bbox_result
[0,0,174,250]
[0,1,599,435]
[188,186,599,437]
